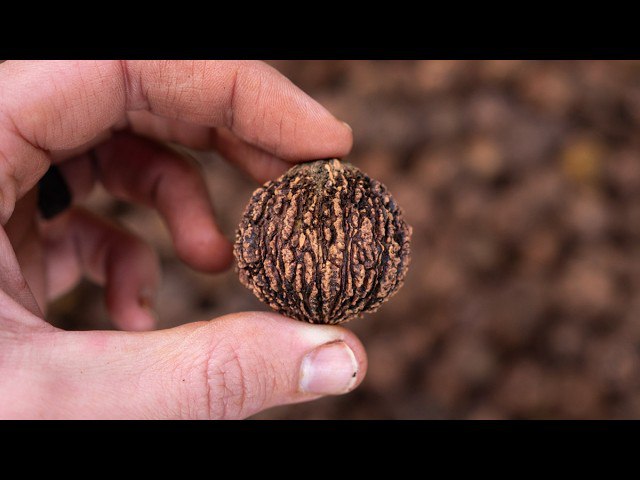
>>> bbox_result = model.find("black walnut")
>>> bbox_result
[234,159,412,324]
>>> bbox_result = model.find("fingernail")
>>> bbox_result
[38,165,72,220]
[135,288,158,331]
[138,287,157,311]
[342,121,353,133]
[131,308,158,331]
[300,341,359,395]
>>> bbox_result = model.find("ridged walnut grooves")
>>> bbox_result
[234,159,412,324]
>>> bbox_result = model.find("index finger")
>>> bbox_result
[0,60,352,221]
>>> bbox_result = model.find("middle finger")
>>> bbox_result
[57,132,233,273]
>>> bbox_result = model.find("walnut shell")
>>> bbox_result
[234,159,412,324]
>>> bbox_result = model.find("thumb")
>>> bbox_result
[22,313,367,419]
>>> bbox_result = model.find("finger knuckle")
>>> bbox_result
[167,153,200,180]
[202,335,270,420]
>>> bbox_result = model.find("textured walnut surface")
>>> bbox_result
[234,159,411,324]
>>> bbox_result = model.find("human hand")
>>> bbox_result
[0,60,367,419]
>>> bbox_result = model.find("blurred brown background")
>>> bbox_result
[49,61,640,419]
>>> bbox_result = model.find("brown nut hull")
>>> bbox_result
[234,159,412,324]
